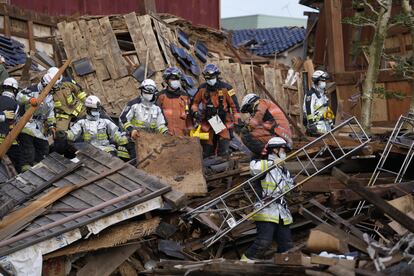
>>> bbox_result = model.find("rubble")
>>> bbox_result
[0,3,414,276]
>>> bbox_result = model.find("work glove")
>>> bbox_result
[193,111,201,122]
[234,119,245,134]
[29,97,38,107]
[280,165,288,175]
[55,130,67,140]
[306,124,318,136]
[131,129,140,140]
[49,127,56,139]
[3,110,15,120]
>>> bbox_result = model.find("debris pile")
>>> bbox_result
[0,6,414,276]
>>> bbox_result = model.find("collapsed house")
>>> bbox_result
[0,2,414,276]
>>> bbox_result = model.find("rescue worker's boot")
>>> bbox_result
[240,254,255,263]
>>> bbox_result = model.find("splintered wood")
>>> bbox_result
[44,217,160,259]
[136,132,207,196]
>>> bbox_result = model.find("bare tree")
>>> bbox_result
[344,0,393,132]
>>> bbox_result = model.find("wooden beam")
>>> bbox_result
[3,15,10,37]
[332,167,414,234]
[324,0,345,73]
[27,20,35,51]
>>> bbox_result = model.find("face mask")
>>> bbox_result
[206,78,217,86]
[169,80,181,90]
[278,152,287,160]
[318,81,326,90]
[142,93,154,102]
[89,110,100,120]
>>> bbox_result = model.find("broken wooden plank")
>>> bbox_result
[98,16,128,79]
[138,15,165,71]
[124,12,147,65]
[332,167,414,234]
[77,244,140,276]
[162,190,187,209]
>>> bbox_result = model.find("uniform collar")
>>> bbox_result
[1,91,15,99]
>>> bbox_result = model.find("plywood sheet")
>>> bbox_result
[136,132,207,196]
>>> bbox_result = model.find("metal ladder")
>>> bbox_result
[354,115,414,216]
[185,117,370,247]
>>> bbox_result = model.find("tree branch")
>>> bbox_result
[375,0,389,12]
[362,0,379,16]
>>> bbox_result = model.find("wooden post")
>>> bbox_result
[332,167,414,234]
[27,21,35,51]
[324,0,345,73]
[3,15,11,37]
[0,58,72,159]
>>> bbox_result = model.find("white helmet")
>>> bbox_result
[42,67,63,87]
[240,93,260,113]
[312,70,329,83]
[84,95,101,109]
[139,79,157,93]
[267,137,291,151]
[3,77,18,91]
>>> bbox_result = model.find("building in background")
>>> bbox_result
[5,0,220,29]
[221,14,306,30]
[231,26,306,66]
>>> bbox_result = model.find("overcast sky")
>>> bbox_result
[221,0,316,19]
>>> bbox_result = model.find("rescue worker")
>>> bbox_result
[200,64,240,111]
[17,70,59,172]
[303,70,335,136]
[192,64,241,158]
[53,73,87,131]
[0,55,9,84]
[123,79,168,137]
[63,95,129,159]
[157,67,192,136]
[239,93,292,157]
[241,137,294,262]
[0,77,20,172]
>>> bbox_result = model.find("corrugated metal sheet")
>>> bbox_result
[155,0,220,29]
[9,0,220,29]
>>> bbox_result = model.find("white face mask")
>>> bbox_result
[89,110,100,120]
[142,93,154,102]
[169,80,181,90]
[206,78,217,86]
[278,152,287,160]
[318,81,326,90]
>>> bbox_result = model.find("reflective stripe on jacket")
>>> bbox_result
[250,159,295,225]
[67,117,127,151]
[248,99,292,146]
[124,100,168,134]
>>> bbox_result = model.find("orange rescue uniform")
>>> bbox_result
[192,86,240,145]
[157,89,191,136]
[248,99,293,146]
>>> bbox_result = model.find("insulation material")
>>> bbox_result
[0,246,42,276]
[136,132,207,196]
